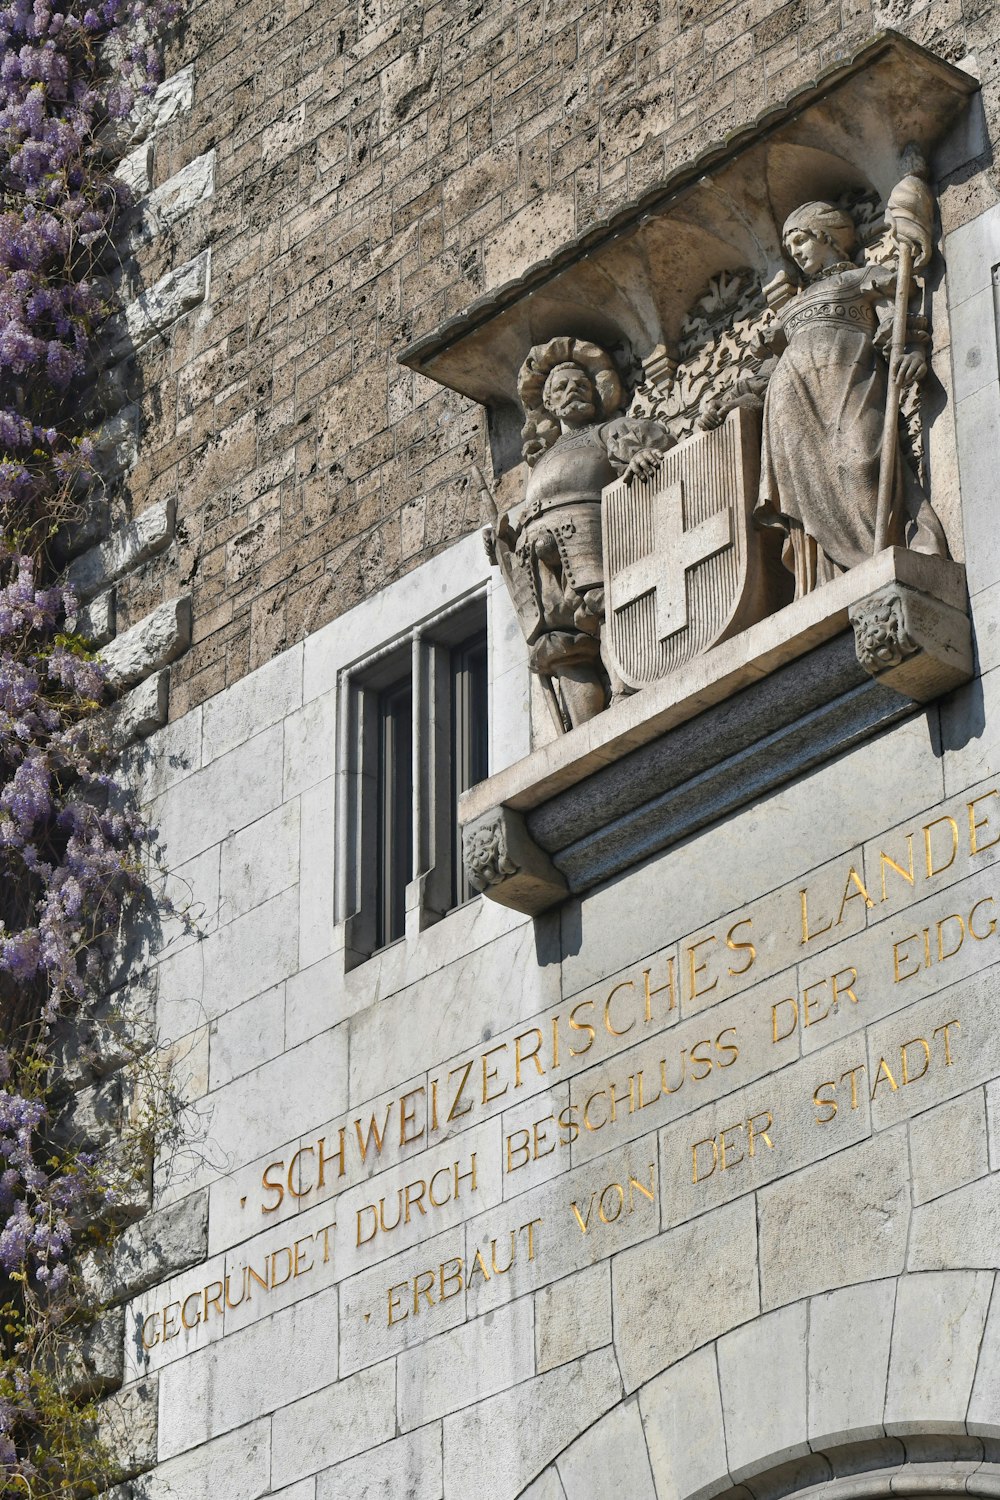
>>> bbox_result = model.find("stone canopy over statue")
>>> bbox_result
[484,153,951,734]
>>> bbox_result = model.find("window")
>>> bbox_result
[337,593,489,966]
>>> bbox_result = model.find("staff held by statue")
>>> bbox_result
[875,147,935,554]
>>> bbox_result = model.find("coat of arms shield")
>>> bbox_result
[602,407,776,691]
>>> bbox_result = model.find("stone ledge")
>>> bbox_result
[67,497,176,601]
[462,550,967,821]
[102,250,211,365]
[122,148,216,252]
[87,670,170,756]
[82,1192,209,1307]
[70,587,116,646]
[98,1376,158,1481]
[460,551,970,913]
[52,1308,125,1399]
[102,595,192,691]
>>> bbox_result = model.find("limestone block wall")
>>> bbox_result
[523,1273,1000,1500]
[98,198,1000,1500]
[85,0,1000,719]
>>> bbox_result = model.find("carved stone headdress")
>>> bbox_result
[781,201,858,259]
[517,337,625,465]
[518,336,624,418]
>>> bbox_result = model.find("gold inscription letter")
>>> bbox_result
[687,936,719,1002]
[836,867,875,925]
[800,886,832,945]
[900,1037,930,1085]
[933,1018,961,1065]
[481,1045,509,1105]
[604,982,636,1037]
[514,1028,546,1087]
[643,962,677,1021]
[260,1159,285,1214]
[892,933,921,984]
[879,837,915,900]
[969,790,1000,856]
[772,997,798,1044]
[924,815,959,878]
[691,1137,718,1183]
[387,1280,408,1326]
[747,1110,774,1155]
[725,918,756,976]
[813,1080,837,1124]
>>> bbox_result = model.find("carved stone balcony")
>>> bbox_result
[459,550,971,915]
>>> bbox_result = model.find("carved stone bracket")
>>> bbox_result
[849,581,972,698]
[462,806,568,915]
[850,588,919,671]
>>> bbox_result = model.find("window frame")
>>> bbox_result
[336,587,490,968]
[450,627,489,909]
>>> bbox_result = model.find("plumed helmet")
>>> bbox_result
[517,337,624,421]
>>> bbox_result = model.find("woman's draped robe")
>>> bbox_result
[754,263,946,597]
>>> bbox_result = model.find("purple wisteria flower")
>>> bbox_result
[0,0,176,1482]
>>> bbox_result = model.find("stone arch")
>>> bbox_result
[515,1271,1000,1500]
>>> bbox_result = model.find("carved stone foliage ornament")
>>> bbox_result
[848,580,971,700]
[463,816,518,892]
[630,267,774,443]
[461,806,567,913]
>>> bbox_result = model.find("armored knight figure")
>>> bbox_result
[486,337,673,733]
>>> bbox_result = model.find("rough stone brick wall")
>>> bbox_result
[107,0,1000,718]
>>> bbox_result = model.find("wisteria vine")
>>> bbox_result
[0,0,177,1490]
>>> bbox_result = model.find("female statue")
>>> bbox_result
[753,200,946,597]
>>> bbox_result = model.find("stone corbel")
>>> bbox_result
[849,581,972,699]
[462,805,567,915]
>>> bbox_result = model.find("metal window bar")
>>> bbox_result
[451,629,489,908]
[376,677,413,948]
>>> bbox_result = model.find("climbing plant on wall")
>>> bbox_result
[0,0,177,1489]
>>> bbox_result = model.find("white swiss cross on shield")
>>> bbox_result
[612,478,732,640]
[602,407,767,691]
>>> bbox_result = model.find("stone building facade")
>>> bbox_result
[84,0,1000,1495]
